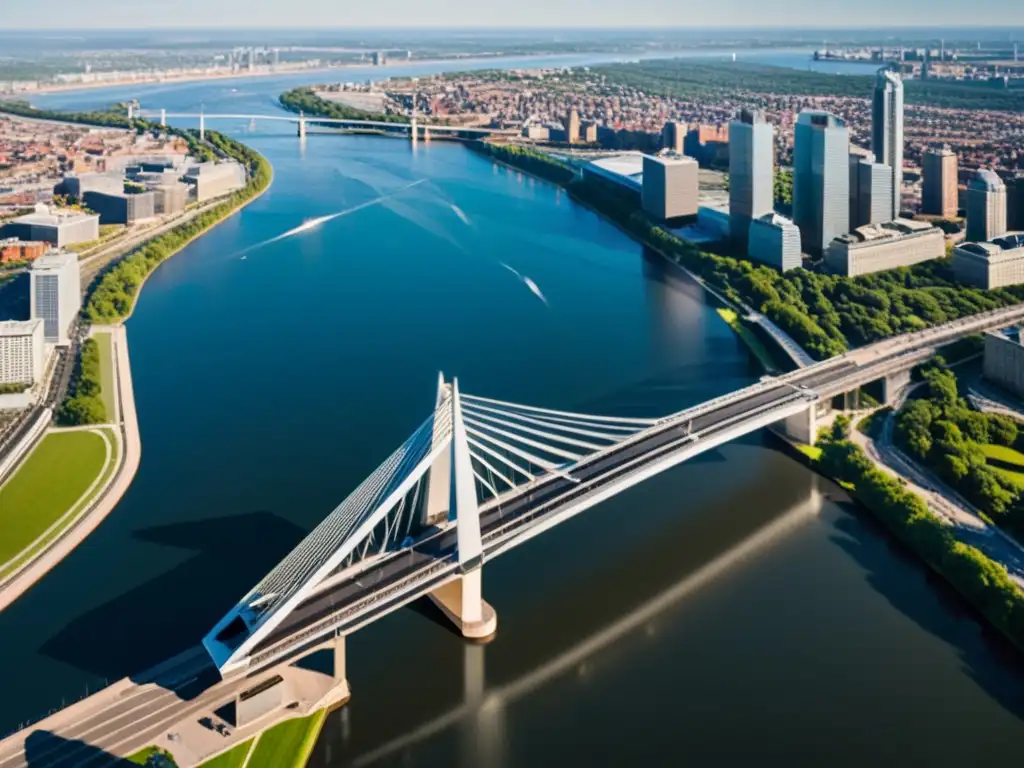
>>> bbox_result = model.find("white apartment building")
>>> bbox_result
[0,319,45,386]
[31,251,82,346]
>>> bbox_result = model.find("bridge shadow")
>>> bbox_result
[39,511,307,684]
[24,730,143,767]
[829,502,1024,721]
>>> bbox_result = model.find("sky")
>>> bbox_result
[4,0,1023,29]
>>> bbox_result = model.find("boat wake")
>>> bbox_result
[499,262,549,307]
[234,178,427,258]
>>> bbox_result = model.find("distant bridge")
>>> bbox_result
[134,106,518,142]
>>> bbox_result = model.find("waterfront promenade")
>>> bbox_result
[0,326,141,612]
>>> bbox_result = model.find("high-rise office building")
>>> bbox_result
[0,319,45,386]
[728,109,774,246]
[966,169,1008,243]
[564,109,581,145]
[1007,175,1024,232]
[793,111,850,255]
[30,251,81,346]
[661,121,684,154]
[921,146,959,218]
[849,157,893,228]
[871,68,904,219]
[641,155,699,221]
[748,213,802,272]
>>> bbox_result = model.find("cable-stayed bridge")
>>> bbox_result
[4,302,1024,768]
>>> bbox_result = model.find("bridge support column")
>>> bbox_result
[411,117,418,145]
[778,404,818,445]
[428,376,497,639]
[883,369,913,406]
[423,372,451,527]
[160,108,166,127]
[298,111,307,139]
[127,104,134,120]
[429,571,497,640]
[199,112,205,141]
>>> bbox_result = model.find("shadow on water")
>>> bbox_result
[39,511,307,682]
[24,730,139,767]
[829,503,1024,720]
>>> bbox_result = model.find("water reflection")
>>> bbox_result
[342,484,822,767]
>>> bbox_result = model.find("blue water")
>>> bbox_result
[4,52,1023,767]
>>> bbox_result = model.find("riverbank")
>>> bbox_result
[0,326,138,612]
[471,140,1024,656]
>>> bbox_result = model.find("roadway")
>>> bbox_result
[247,359,860,663]
[6,301,1024,766]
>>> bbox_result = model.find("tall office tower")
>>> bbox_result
[871,68,904,220]
[921,146,959,218]
[641,155,699,221]
[661,121,684,153]
[1007,175,1024,231]
[564,109,581,145]
[793,111,850,255]
[966,169,1008,243]
[728,109,775,246]
[30,251,81,346]
[849,157,893,228]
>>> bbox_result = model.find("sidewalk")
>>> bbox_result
[0,325,141,611]
[850,410,1024,587]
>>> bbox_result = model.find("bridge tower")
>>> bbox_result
[298,111,307,139]
[160,108,166,127]
[127,103,134,120]
[411,116,418,145]
[199,110,205,141]
[426,376,497,640]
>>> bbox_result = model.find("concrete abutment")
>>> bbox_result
[429,570,498,640]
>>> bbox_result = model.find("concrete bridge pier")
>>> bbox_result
[298,112,307,139]
[199,113,205,141]
[160,108,166,127]
[883,369,913,406]
[778,403,818,445]
[429,571,498,640]
[411,117,418,145]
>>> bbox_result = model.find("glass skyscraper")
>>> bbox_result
[872,68,904,220]
[793,111,850,255]
[728,109,775,247]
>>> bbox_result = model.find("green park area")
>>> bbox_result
[247,710,326,768]
[716,308,780,374]
[198,740,253,768]
[979,444,1024,490]
[0,428,118,580]
[127,709,326,768]
[94,332,117,421]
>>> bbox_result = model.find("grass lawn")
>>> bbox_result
[94,332,117,421]
[716,308,779,374]
[127,746,176,765]
[977,444,1024,489]
[198,740,253,768]
[0,430,108,568]
[978,444,1024,466]
[246,711,326,768]
[796,444,822,462]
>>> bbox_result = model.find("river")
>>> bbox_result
[5,54,1024,766]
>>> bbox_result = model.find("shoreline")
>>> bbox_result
[0,131,274,611]
[473,142,1024,653]
[7,52,571,98]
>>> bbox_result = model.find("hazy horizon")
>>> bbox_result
[4,0,1024,30]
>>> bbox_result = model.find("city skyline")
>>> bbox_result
[4,1,1024,29]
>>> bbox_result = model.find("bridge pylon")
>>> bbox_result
[428,376,497,640]
[160,108,166,127]
[298,111,307,139]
